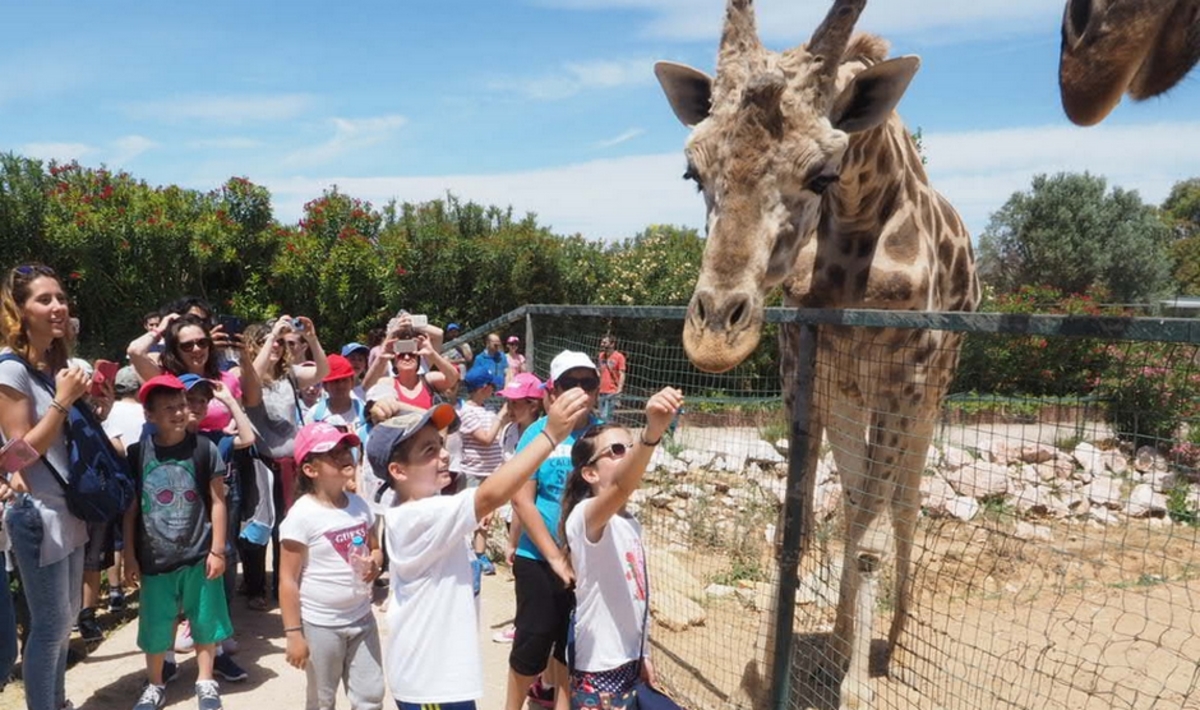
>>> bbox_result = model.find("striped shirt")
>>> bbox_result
[458,401,504,478]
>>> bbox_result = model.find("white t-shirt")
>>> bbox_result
[104,399,146,448]
[566,498,648,672]
[384,489,481,703]
[279,493,374,628]
[458,401,502,479]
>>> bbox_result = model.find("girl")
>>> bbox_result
[0,264,90,710]
[560,387,684,709]
[279,422,385,710]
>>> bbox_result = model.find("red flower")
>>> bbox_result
[394,265,407,276]
[69,272,81,280]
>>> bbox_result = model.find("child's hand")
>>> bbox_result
[498,403,511,424]
[206,551,226,580]
[210,380,235,405]
[286,633,310,669]
[544,388,591,443]
[123,552,140,587]
[643,387,683,443]
[548,552,575,587]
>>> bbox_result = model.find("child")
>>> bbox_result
[124,374,232,710]
[560,387,683,709]
[368,388,589,710]
[279,422,385,710]
[458,367,509,574]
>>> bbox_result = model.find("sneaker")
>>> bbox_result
[195,679,223,710]
[527,677,555,709]
[491,625,516,644]
[477,553,496,576]
[132,683,166,710]
[108,593,126,613]
[77,609,103,643]
[213,653,248,682]
[174,620,195,654]
[162,660,179,684]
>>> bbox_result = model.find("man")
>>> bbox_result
[597,335,626,423]
[469,333,508,390]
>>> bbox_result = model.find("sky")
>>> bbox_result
[3,0,1200,242]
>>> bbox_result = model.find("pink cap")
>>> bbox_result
[294,421,362,465]
[497,372,544,400]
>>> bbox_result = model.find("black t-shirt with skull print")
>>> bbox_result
[129,433,223,575]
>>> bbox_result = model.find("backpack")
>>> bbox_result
[0,354,135,524]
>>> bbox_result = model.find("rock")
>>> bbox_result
[1103,451,1130,476]
[1018,444,1055,465]
[676,449,715,468]
[651,591,707,631]
[816,454,836,484]
[760,479,786,505]
[987,440,1015,465]
[946,496,980,521]
[734,586,759,608]
[673,484,705,500]
[1050,455,1077,479]
[1046,494,1073,518]
[1061,490,1090,517]
[712,452,749,473]
[1017,464,1041,487]
[1073,443,1106,477]
[649,448,687,475]
[1089,508,1121,526]
[944,461,1010,499]
[1135,446,1169,473]
[649,493,674,509]
[1126,484,1167,518]
[705,584,737,599]
[775,438,789,452]
[1034,463,1060,483]
[921,475,957,508]
[1014,521,1053,542]
[1085,478,1124,510]
[814,480,843,520]
[647,549,708,629]
[1010,486,1049,516]
[940,446,974,472]
[1147,470,1178,494]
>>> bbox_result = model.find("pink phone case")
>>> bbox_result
[0,439,39,473]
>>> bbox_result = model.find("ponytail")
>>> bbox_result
[558,424,622,554]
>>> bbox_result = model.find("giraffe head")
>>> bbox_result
[1060,0,1200,125]
[656,0,919,372]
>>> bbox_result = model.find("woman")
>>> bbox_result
[505,336,527,381]
[238,317,329,610]
[0,264,90,710]
[364,323,460,422]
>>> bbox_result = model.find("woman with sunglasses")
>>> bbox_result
[364,326,459,423]
[559,387,683,709]
[0,264,91,710]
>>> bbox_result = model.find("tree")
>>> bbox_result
[1161,178,1200,294]
[977,172,1173,305]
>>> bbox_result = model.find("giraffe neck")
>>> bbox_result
[823,115,927,235]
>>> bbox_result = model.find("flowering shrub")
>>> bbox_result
[1099,342,1200,450]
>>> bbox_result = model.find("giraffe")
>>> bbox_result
[654,1,980,708]
[1059,0,1200,125]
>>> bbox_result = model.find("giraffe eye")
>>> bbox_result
[807,173,839,195]
[683,163,704,192]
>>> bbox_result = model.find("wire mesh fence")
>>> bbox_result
[454,305,1200,710]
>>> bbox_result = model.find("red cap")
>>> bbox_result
[323,354,355,383]
[137,374,186,404]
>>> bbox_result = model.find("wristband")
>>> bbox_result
[208,550,225,559]
[640,432,662,447]
[49,401,69,416]
[540,430,558,449]
[283,626,303,634]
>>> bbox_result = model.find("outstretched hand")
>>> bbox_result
[643,387,683,443]
[544,388,591,443]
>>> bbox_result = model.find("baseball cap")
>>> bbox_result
[177,373,215,394]
[114,366,141,397]
[549,350,598,386]
[506,335,520,344]
[498,372,544,400]
[341,342,370,358]
[323,354,356,383]
[446,323,461,332]
[137,374,186,404]
[366,403,459,481]
[463,367,495,391]
[294,421,362,465]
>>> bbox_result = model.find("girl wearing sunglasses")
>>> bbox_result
[558,386,683,710]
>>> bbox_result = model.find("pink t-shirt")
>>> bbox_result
[199,370,243,432]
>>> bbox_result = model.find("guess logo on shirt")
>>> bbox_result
[323,524,370,564]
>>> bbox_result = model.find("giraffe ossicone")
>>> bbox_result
[655,1,979,708]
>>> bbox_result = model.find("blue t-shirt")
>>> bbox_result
[514,414,600,562]
[473,351,508,389]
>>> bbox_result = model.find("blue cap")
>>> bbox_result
[464,368,495,391]
[341,342,370,358]
[366,404,460,481]
[446,323,461,332]
[177,374,215,393]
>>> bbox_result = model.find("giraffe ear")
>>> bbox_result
[830,56,920,134]
[655,61,713,127]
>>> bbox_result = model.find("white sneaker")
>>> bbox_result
[195,679,223,710]
[132,684,166,710]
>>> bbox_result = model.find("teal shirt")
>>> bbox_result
[514,414,600,561]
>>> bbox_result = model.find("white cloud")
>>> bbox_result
[535,0,1056,44]
[108,135,156,166]
[594,128,646,149]
[18,142,95,163]
[282,115,408,168]
[490,58,655,100]
[260,120,1200,245]
[123,94,313,124]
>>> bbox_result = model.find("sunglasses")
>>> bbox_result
[587,441,630,466]
[178,338,212,353]
[557,376,599,392]
[396,352,418,360]
[15,264,57,278]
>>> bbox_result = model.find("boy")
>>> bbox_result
[368,388,588,709]
[458,367,508,575]
[124,374,233,710]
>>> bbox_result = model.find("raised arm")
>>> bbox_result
[419,336,461,394]
[291,316,330,388]
[127,312,178,381]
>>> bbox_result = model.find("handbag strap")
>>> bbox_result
[0,353,74,494]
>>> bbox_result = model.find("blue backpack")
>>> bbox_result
[0,354,135,524]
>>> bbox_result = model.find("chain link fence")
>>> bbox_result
[450,306,1200,710]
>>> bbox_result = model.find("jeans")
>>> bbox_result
[6,495,84,710]
[0,555,18,691]
[599,393,620,423]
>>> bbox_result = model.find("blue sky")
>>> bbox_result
[4,0,1200,241]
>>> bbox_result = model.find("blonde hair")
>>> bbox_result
[1,264,73,371]
[243,322,292,383]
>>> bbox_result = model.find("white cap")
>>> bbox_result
[549,350,598,385]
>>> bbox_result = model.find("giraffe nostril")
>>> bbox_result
[728,295,751,330]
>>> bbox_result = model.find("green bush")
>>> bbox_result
[1098,341,1200,450]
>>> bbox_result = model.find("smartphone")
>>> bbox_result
[410,314,428,330]
[217,314,245,337]
[0,438,39,473]
[393,339,418,354]
[88,359,119,397]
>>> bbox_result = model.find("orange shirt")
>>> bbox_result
[597,350,625,394]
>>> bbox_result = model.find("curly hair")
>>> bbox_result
[0,264,74,371]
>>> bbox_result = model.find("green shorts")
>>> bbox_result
[137,560,232,654]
